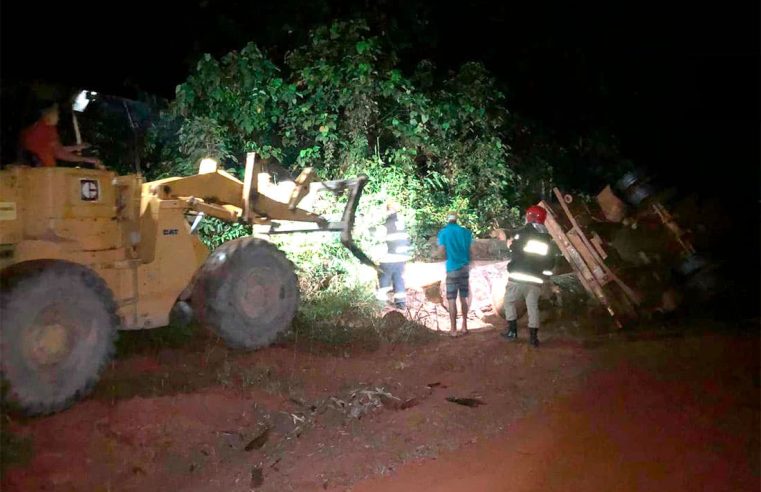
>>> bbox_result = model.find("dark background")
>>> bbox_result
[3,0,758,193]
[2,0,759,299]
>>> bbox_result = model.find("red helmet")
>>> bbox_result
[526,205,547,224]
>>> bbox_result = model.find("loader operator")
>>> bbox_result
[19,101,105,169]
[375,200,411,309]
[502,205,556,347]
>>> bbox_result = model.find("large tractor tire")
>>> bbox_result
[0,261,119,415]
[192,238,299,350]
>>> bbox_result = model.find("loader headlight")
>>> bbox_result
[198,158,219,174]
[73,90,93,112]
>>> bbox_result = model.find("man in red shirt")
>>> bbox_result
[20,102,104,169]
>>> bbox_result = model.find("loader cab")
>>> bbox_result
[3,89,146,255]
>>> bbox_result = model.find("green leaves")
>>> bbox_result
[196,219,252,250]
[149,18,529,252]
[128,18,635,321]
[355,41,370,54]
[178,116,234,164]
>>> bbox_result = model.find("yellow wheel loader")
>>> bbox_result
[0,150,374,415]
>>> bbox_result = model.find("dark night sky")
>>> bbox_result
[2,0,759,201]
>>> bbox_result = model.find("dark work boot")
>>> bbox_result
[501,320,518,340]
[529,328,539,348]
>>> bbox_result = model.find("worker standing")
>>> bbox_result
[375,200,412,309]
[436,212,473,336]
[502,205,556,347]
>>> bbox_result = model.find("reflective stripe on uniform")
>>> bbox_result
[380,253,411,263]
[386,232,410,241]
[508,271,544,284]
[523,239,549,255]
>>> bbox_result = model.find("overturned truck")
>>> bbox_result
[535,170,717,327]
[409,169,720,331]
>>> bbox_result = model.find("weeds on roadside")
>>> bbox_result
[0,383,33,474]
[0,420,32,475]
[115,321,202,357]
[288,285,437,351]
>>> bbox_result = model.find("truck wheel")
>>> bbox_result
[0,261,119,415]
[192,238,299,349]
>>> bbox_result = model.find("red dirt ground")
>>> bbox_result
[355,333,760,492]
[2,322,758,491]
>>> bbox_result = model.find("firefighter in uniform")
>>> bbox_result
[375,201,411,309]
[502,205,556,347]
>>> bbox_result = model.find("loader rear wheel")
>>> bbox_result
[0,261,119,415]
[192,238,299,350]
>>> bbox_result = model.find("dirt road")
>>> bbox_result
[355,332,759,491]
[2,322,758,491]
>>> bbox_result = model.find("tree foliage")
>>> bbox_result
[148,20,522,243]
[144,19,631,311]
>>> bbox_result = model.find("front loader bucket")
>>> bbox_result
[337,174,376,268]
[268,174,378,270]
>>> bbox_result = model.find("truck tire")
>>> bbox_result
[192,238,299,350]
[0,261,119,415]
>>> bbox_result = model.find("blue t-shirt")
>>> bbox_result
[437,222,473,272]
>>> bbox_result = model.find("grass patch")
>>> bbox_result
[288,286,438,352]
[290,317,383,352]
[95,338,231,401]
[380,316,439,346]
[288,283,382,351]
[297,282,380,325]
[115,321,203,358]
[0,423,32,475]
[0,389,33,474]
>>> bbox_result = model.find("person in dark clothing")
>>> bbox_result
[502,205,556,347]
[375,201,411,309]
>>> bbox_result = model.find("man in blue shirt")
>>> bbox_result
[436,212,473,336]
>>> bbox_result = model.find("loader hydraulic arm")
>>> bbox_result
[267,174,376,268]
[143,153,377,269]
